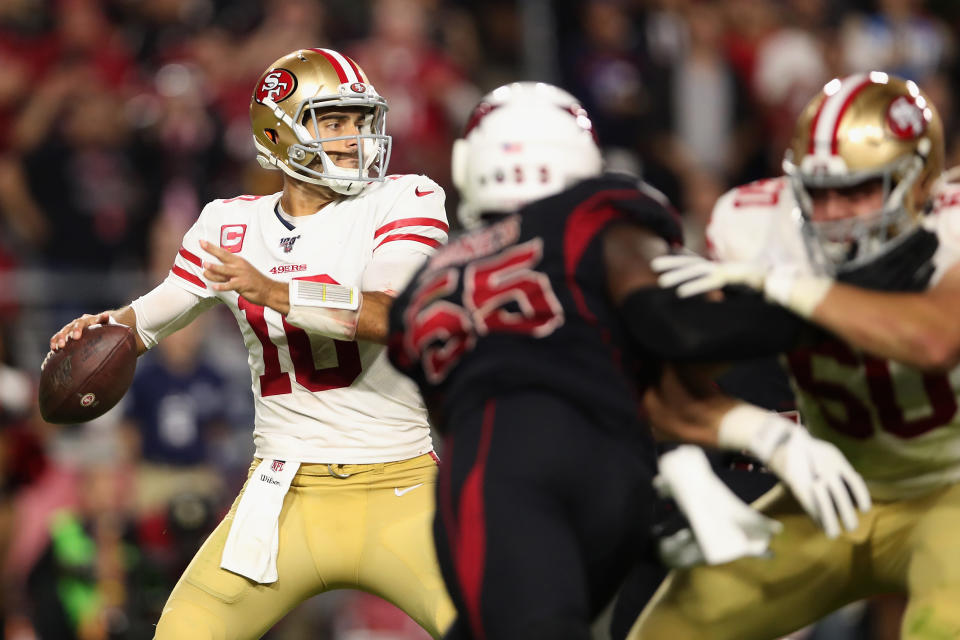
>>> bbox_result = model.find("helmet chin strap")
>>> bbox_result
[312,136,381,195]
[256,154,278,171]
[254,138,328,186]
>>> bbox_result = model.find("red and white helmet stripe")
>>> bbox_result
[309,48,364,84]
[808,72,871,157]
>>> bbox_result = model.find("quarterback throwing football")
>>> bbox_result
[49,48,454,639]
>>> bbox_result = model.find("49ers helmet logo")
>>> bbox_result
[886,96,927,140]
[256,69,297,104]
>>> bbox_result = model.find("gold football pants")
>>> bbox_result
[154,454,455,639]
[630,482,960,640]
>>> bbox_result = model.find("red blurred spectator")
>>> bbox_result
[350,0,476,189]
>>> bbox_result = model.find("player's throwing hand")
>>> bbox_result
[200,239,289,312]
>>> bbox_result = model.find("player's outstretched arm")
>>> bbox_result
[48,278,213,360]
[654,254,960,371]
[605,225,809,360]
[354,291,392,344]
[808,265,960,372]
[646,364,872,539]
[642,364,736,447]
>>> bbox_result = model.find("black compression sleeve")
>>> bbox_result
[620,286,817,361]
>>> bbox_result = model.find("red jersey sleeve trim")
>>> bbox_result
[178,247,203,267]
[171,265,207,289]
[374,217,450,239]
[375,234,443,251]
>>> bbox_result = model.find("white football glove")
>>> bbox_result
[653,254,767,297]
[651,254,832,318]
[718,404,872,539]
[655,445,782,568]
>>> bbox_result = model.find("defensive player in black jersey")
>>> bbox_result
[387,83,870,639]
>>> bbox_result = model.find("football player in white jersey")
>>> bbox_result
[48,49,455,639]
[631,73,960,639]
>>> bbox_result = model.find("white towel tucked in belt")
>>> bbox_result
[220,458,300,583]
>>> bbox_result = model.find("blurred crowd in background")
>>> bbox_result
[0,0,958,638]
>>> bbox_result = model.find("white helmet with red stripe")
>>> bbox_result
[452,82,603,229]
[783,71,944,274]
[250,48,391,195]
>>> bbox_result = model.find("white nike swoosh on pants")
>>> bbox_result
[394,483,424,497]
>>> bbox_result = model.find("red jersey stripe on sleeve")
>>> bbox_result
[375,234,443,250]
[178,247,203,267]
[374,217,450,239]
[172,265,207,289]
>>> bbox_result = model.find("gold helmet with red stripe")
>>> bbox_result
[250,48,391,195]
[783,71,944,274]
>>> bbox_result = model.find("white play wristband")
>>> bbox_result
[763,269,832,319]
[717,403,792,462]
[286,281,363,340]
[289,280,360,311]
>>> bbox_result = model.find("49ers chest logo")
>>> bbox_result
[256,69,297,104]
[886,96,927,140]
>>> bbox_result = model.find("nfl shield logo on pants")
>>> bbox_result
[271,460,285,473]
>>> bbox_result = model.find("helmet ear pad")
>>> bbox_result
[452,138,481,230]
[451,138,468,194]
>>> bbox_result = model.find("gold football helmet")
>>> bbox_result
[250,48,391,195]
[783,71,944,274]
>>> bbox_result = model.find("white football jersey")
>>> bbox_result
[166,175,448,464]
[709,175,960,500]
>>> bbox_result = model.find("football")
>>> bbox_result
[38,323,138,424]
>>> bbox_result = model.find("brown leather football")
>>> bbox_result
[38,323,137,424]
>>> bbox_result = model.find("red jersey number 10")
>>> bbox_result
[238,275,362,396]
